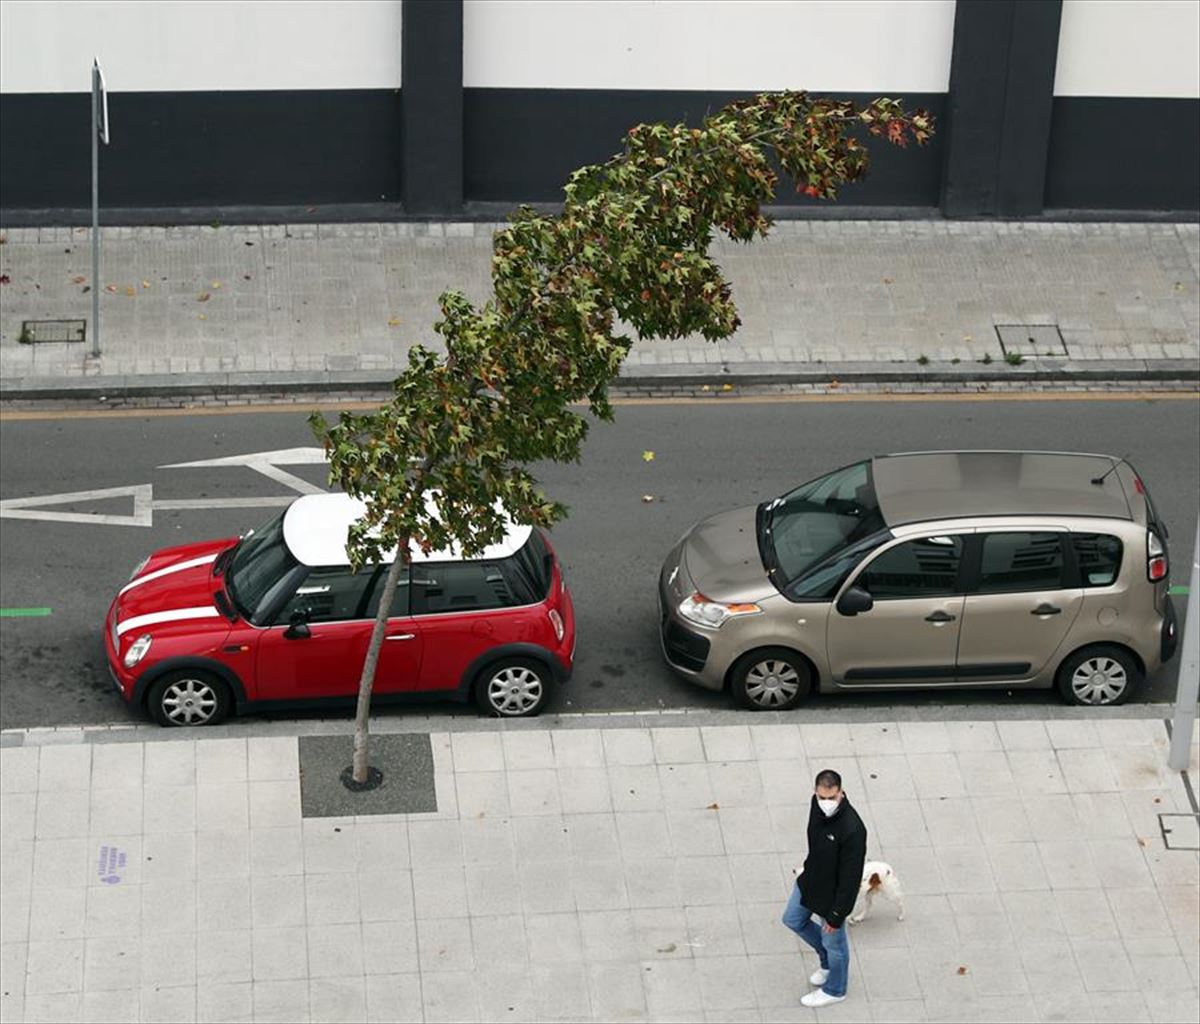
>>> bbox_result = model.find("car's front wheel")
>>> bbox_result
[475,658,550,717]
[1056,644,1142,706]
[730,648,812,711]
[146,669,232,727]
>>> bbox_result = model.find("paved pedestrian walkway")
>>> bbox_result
[0,221,1197,395]
[1,710,1197,1023]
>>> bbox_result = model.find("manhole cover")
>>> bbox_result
[1159,812,1200,850]
[995,323,1067,358]
[19,319,87,344]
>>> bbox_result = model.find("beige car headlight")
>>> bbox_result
[123,634,152,669]
[678,592,762,629]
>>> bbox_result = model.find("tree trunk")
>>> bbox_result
[352,547,408,784]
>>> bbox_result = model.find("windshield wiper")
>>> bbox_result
[756,502,780,578]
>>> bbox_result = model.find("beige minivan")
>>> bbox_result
[659,451,1178,709]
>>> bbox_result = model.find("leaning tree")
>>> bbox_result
[311,92,933,785]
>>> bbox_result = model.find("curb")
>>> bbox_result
[2,359,1197,403]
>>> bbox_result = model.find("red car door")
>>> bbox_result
[254,565,422,700]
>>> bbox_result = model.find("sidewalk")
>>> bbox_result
[1,709,1197,1024]
[1,221,1197,399]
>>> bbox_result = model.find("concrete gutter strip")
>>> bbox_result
[1,359,1197,403]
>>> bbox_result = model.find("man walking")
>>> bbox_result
[781,769,867,1008]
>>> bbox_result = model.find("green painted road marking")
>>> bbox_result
[1169,586,1190,595]
[0,607,52,617]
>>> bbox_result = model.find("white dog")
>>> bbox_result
[848,861,905,924]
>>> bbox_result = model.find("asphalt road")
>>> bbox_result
[1,395,1196,730]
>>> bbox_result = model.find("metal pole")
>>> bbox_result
[1168,521,1199,772]
[91,60,100,358]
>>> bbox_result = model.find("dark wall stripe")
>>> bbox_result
[0,90,402,209]
[1046,97,1200,211]
[463,89,947,207]
[941,0,1063,217]
[401,0,463,215]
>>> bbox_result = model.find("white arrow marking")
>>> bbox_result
[0,485,154,527]
[160,447,328,468]
[161,446,328,495]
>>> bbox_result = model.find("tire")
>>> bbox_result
[1055,644,1142,707]
[730,647,812,711]
[475,657,551,718]
[146,669,232,727]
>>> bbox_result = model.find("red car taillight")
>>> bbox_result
[1148,530,1168,582]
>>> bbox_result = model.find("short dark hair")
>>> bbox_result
[814,769,842,791]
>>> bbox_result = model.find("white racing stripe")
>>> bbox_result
[119,553,219,596]
[116,606,220,638]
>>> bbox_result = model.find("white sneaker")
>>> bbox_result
[801,989,846,1008]
[809,968,830,987]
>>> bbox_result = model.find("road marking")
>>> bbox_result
[1,391,1196,421]
[1,448,327,528]
[0,485,153,526]
[0,607,52,617]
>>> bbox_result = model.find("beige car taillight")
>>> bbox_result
[1147,530,1168,582]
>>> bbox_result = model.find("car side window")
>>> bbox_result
[977,532,1066,594]
[857,536,963,598]
[273,565,376,624]
[411,562,516,615]
[1072,533,1123,588]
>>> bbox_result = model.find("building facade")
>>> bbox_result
[0,0,1196,222]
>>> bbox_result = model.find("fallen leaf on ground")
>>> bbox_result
[198,313,207,320]
[883,277,894,284]
[105,284,118,293]
[721,383,733,391]
[830,379,839,388]
[211,281,221,289]
[656,943,676,954]
[0,275,9,284]
[71,276,86,284]
[706,802,719,810]
[701,384,710,391]
[956,966,969,976]
[124,286,135,296]
[142,280,151,289]
[1137,837,1148,847]
[306,206,317,213]
[642,450,655,462]
[197,292,211,302]
[642,495,655,503]
[243,274,252,281]
[81,286,91,293]
[387,317,402,326]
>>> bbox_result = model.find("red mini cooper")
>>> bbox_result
[104,494,576,726]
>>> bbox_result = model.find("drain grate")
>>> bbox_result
[19,319,87,344]
[1159,812,1200,850]
[995,323,1068,359]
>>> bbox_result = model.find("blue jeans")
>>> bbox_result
[781,884,850,998]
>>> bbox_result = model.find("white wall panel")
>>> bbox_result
[464,0,955,92]
[0,0,402,93]
[1054,0,1200,98]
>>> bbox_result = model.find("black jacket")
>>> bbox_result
[797,794,867,928]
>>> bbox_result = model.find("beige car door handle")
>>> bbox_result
[385,633,416,641]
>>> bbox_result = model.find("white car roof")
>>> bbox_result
[282,493,533,568]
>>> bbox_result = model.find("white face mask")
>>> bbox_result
[817,797,841,817]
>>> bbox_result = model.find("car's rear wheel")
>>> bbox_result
[1055,644,1141,706]
[146,669,232,727]
[730,648,812,711]
[475,658,550,717]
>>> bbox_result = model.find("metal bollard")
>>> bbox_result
[1167,521,1199,773]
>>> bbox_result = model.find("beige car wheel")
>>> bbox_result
[730,648,811,711]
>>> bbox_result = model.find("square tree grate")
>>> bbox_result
[20,319,87,344]
[995,323,1068,359]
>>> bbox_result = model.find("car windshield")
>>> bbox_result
[760,460,887,586]
[226,513,299,623]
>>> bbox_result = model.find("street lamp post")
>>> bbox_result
[91,58,109,359]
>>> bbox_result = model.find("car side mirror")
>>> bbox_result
[284,610,311,639]
[836,585,874,616]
